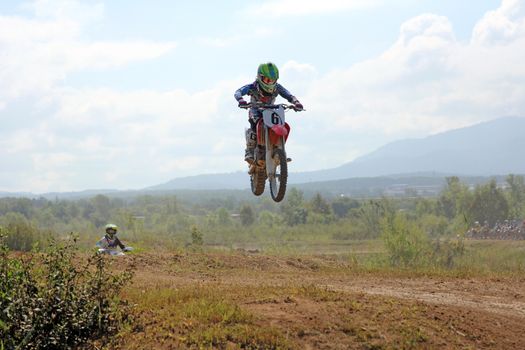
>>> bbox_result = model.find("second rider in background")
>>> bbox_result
[234,62,303,164]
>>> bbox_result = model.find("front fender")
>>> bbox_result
[269,123,290,145]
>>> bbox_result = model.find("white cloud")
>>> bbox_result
[472,0,525,45]
[302,2,525,139]
[0,0,183,192]
[244,0,380,17]
[0,1,176,103]
[199,27,277,48]
[280,60,318,97]
[0,78,247,192]
[52,87,219,125]
[23,0,105,22]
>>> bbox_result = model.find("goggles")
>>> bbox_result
[261,76,276,84]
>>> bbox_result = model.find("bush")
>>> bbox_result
[418,214,448,237]
[381,214,467,270]
[381,213,429,268]
[0,230,134,349]
[0,213,51,251]
[191,226,204,246]
[430,236,465,269]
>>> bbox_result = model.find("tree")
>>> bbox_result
[216,207,232,226]
[310,193,331,215]
[191,226,204,246]
[418,214,448,237]
[281,188,308,226]
[356,198,395,238]
[506,174,525,218]
[91,195,111,214]
[331,196,359,219]
[414,197,437,218]
[438,176,470,219]
[239,205,255,226]
[258,210,281,228]
[467,179,509,226]
[0,213,45,251]
[162,196,179,216]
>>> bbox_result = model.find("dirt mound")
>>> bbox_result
[121,251,349,275]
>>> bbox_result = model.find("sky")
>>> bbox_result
[1,0,524,193]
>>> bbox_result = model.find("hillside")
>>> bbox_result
[318,116,525,179]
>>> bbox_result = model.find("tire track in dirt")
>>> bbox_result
[327,281,525,319]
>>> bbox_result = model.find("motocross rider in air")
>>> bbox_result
[234,62,303,164]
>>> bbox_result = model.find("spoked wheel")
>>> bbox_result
[269,148,288,202]
[250,166,266,196]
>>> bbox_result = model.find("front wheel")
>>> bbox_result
[269,148,288,202]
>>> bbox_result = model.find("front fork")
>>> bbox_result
[249,128,286,176]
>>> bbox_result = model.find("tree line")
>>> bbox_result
[0,175,524,251]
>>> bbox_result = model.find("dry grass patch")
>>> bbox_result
[118,286,293,349]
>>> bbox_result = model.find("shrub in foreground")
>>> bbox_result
[0,229,134,349]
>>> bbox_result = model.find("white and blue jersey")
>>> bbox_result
[235,81,298,127]
[96,234,125,250]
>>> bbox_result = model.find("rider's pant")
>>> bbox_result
[245,109,262,151]
[245,128,256,150]
[248,108,262,131]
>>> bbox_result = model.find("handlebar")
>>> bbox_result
[239,102,304,112]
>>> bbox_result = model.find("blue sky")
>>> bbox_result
[1,0,523,192]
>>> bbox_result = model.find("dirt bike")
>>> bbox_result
[240,102,303,202]
[97,246,133,256]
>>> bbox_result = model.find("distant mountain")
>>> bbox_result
[0,191,33,198]
[147,171,248,191]
[1,174,515,201]
[0,189,120,200]
[293,174,514,198]
[303,116,525,180]
[149,116,525,190]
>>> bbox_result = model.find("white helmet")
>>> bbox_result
[105,224,118,234]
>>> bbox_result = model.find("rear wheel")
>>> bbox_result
[250,167,266,196]
[269,148,287,202]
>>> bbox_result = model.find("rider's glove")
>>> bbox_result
[293,100,303,111]
[238,99,248,108]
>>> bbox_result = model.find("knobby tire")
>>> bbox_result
[251,167,266,196]
[270,148,287,202]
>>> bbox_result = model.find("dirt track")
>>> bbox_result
[331,277,525,319]
[113,252,525,349]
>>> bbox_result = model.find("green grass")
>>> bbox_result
[339,239,525,278]
[455,240,525,274]
[140,237,525,278]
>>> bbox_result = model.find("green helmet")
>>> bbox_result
[105,224,118,234]
[256,62,279,94]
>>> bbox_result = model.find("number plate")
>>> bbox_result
[262,106,285,127]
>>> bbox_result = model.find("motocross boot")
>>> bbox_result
[245,128,257,164]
